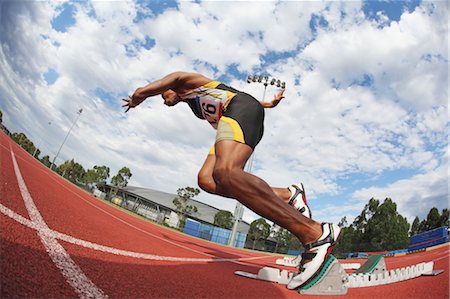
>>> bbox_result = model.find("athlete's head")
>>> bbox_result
[161,89,181,106]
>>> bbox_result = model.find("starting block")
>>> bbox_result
[275,255,302,267]
[299,255,348,295]
[352,254,386,275]
[275,254,361,270]
[235,267,293,285]
[234,254,443,296]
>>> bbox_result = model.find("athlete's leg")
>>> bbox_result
[210,140,321,244]
[198,154,217,194]
[198,153,293,203]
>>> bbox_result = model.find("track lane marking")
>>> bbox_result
[1,142,268,265]
[10,148,108,299]
[0,202,270,264]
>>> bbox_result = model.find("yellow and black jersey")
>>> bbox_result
[180,81,239,129]
[181,81,265,150]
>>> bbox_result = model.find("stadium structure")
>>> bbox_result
[100,184,250,235]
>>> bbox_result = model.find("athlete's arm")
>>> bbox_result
[259,89,285,108]
[122,72,211,112]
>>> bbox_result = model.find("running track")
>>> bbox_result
[0,130,448,298]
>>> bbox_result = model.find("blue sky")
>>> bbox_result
[51,2,76,32]
[0,0,448,226]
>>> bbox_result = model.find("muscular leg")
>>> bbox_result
[206,140,321,244]
[198,154,292,203]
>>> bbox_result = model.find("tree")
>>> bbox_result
[10,132,38,156]
[271,225,292,253]
[335,198,410,254]
[84,165,110,190]
[359,198,410,251]
[40,155,52,168]
[214,210,234,229]
[410,216,421,237]
[111,166,132,188]
[424,208,441,231]
[287,233,303,253]
[173,187,200,228]
[440,209,449,228]
[333,217,358,258]
[414,208,450,235]
[338,216,348,228]
[247,218,271,250]
[423,207,447,231]
[0,109,3,123]
[56,159,86,184]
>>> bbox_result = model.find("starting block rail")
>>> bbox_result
[347,260,437,288]
[234,254,443,296]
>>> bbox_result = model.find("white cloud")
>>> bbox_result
[0,0,447,229]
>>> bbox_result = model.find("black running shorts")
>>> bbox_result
[210,92,265,154]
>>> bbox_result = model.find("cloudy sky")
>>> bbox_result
[0,0,448,226]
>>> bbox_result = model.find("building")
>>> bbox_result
[101,185,250,235]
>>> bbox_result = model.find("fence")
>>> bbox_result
[184,218,247,248]
[408,226,449,252]
[109,195,169,224]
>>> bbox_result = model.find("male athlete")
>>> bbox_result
[122,71,342,290]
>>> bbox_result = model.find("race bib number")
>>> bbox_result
[197,96,223,129]
[181,83,232,129]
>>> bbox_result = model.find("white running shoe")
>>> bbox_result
[288,183,311,218]
[287,223,343,290]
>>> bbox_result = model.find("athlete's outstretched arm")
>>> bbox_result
[259,88,285,108]
[122,71,211,112]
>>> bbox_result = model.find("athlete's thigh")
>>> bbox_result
[214,140,253,170]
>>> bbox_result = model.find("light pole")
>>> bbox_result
[32,121,52,159]
[51,109,83,170]
[228,75,285,247]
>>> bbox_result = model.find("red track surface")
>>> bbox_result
[1,130,448,298]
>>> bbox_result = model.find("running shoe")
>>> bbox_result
[288,183,311,218]
[287,223,343,290]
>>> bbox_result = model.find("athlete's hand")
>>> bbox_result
[122,96,138,113]
[270,88,285,108]
[259,88,286,109]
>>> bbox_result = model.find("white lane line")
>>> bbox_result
[431,250,450,262]
[10,149,107,299]
[1,142,272,268]
[0,202,269,263]
[2,143,266,264]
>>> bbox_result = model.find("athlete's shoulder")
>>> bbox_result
[174,72,213,87]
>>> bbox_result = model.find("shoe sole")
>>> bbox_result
[296,227,344,290]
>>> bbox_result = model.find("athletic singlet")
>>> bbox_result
[180,81,238,129]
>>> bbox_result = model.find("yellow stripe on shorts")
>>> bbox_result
[209,146,215,155]
[218,116,245,144]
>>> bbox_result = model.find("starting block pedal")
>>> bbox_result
[353,254,386,275]
[298,255,348,295]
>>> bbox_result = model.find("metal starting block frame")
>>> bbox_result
[234,254,443,296]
